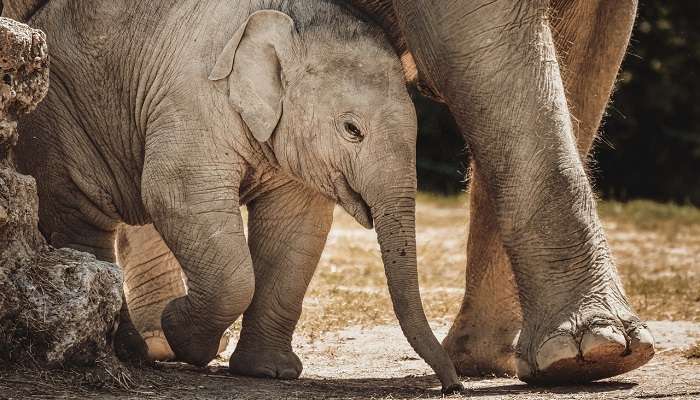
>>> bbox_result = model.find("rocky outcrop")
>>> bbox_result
[0,17,122,367]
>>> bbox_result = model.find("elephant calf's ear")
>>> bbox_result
[209,10,295,142]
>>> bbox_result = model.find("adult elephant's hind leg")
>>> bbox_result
[553,0,638,157]
[442,167,521,377]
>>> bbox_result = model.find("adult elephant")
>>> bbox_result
[2,0,653,385]
[347,0,653,384]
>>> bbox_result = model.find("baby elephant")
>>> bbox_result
[17,1,461,391]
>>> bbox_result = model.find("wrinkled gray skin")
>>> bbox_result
[4,0,654,387]
[11,1,461,391]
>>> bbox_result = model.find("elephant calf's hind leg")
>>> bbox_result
[117,224,232,361]
[118,224,183,361]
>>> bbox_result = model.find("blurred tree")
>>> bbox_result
[412,90,467,195]
[594,1,700,206]
[414,2,700,205]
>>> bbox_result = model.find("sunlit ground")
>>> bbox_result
[289,194,700,339]
[4,195,698,399]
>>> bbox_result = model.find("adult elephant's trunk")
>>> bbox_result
[367,179,461,392]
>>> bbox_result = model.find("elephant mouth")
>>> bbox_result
[333,174,373,229]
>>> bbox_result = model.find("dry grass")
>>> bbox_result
[684,341,700,360]
[600,201,700,322]
[0,357,140,397]
[296,193,468,338]
[295,195,700,339]
[3,196,698,400]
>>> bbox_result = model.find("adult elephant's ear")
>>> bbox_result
[209,10,295,142]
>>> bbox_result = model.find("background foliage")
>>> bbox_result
[416,2,700,206]
[1,2,696,204]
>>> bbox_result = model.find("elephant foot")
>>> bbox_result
[142,331,175,361]
[443,322,518,377]
[113,316,149,364]
[516,313,655,384]
[142,329,230,362]
[229,348,302,379]
[442,274,521,377]
[161,298,224,367]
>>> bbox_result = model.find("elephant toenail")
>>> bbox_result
[629,327,655,354]
[580,326,626,360]
[536,334,579,371]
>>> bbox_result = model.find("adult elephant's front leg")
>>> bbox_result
[230,182,334,379]
[395,0,653,383]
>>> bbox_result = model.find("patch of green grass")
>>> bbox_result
[416,192,468,207]
[598,200,700,230]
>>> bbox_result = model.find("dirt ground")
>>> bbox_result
[1,196,699,399]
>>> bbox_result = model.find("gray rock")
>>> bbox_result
[0,249,121,366]
[0,17,123,367]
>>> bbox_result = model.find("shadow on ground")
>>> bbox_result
[2,321,699,399]
[0,363,646,400]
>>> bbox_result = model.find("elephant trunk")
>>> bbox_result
[368,180,462,392]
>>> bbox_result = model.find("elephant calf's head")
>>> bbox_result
[209,8,418,229]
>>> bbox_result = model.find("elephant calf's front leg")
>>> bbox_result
[142,142,253,367]
[229,182,334,379]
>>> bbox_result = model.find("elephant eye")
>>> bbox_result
[336,113,366,143]
[344,122,364,141]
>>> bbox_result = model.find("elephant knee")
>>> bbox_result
[206,261,255,326]
[161,265,253,365]
[226,267,255,315]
